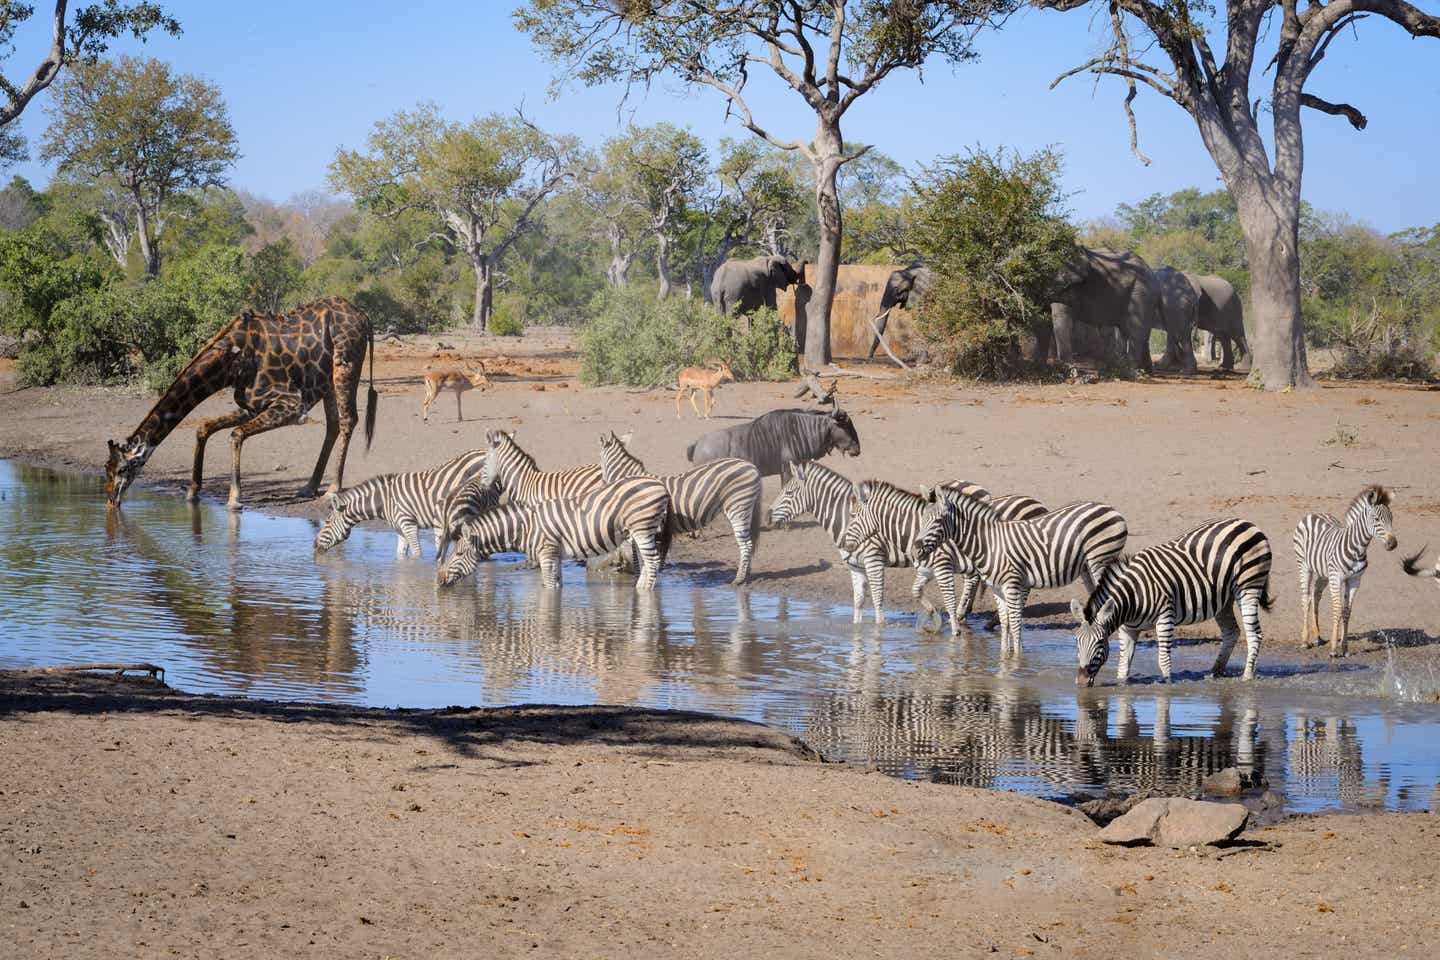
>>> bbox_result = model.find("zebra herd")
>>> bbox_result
[313,423,1412,688]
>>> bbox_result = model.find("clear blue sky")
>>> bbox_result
[6,1,1438,232]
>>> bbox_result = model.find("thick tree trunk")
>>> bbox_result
[656,233,673,300]
[1235,192,1312,389]
[606,252,633,287]
[803,126,843,369]
[472,254,493,333]
[134,202,160,276]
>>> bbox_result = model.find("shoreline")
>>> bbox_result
[3,669,1438,959]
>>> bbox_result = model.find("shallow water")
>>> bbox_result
[2,460,1437,814]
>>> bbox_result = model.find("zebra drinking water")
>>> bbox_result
[435,503,539,586]
[598,432,763,584]
[1073,518,1274,686]
[529,477,674,591]
[1293,485,1397,658]
[313,448,487,558]
[915,493,1128,655]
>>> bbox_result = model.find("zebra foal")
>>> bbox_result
[599,432,763,584]
[313,448,487,558]
[1293,485,1397,658]
[1073,518,1274,686]
[914,493,1128,654]
[436,503,538,586]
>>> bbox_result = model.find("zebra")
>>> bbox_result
[912,490,1047,634]
[1293,485,1397,658]
[528,477,674,591]
[598,431,763,584]
[435,503,539,586]
[1072,517,1274,686]
[767,460,859,552]
[481,430,605,508]
[914,493,1128,655]
[435,472,505,565]
[313,448,487,558]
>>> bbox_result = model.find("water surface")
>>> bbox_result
[2,460,1436,815]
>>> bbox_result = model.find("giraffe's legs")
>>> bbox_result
[301,394,340,500]
[190,409,253,502]
[228,399,304,510]
[324,378,362,499]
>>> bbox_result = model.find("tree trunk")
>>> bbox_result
[803,125,843,369]
[134,201,160,276]
[472,254,493,333]
[1235,191,1312,389]
[607,252,633,287]
[656,233,673,300]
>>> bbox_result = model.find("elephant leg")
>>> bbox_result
[1220,335,1236,372]
[1050,304,1075,364]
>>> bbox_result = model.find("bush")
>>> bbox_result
[1323,308,1437,381]
[909,147,1077,380]
[579,285,796,386]
[490,293,525,336]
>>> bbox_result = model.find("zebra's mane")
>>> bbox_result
[601,434,645,474]
[493,433,538,474]
[796,459,852,491]
[855,478,926,506]
[942,487,999,521]
[334,474,390,506]
[1083,559,1128,622]
[1348,484,1392,516]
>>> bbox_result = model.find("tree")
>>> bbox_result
[40,55,238,275]
[517,0,1014,370]
[0,174,44,229]
[329,103,577,332]
[691,137,807,298]
[1038,0,1440,390]
[909,146,1076,378]
[0,1,179,128]
[248,236,303,313]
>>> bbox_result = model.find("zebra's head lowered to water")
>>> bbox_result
[1350,485,1397,551]
[313,480,382,553]
[437,474,502,565]
[1072,592,1122,687]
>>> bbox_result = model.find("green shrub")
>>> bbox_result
[490,293,525,336]
[579,286,796,386]
[910,147,1077,380]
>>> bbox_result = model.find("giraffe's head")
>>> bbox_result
[105,438,153,506]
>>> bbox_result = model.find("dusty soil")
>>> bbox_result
[2,328,1437,672]
[2,670,1437,960]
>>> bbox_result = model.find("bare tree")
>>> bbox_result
[1038,0,1440,389]
[517,0,1012,369]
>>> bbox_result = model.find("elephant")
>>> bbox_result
[711,255,807,316]
[1153,266,1201,375]
[868,265,932,359]
[1038,247,1164,374]
[1153,269,1249,372]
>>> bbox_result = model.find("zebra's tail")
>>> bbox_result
[656,504,677,567]
[748,491,763,545]
[364,324,378,451]
[1258,574,1275,612]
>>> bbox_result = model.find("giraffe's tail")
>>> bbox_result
[364,324,378,451]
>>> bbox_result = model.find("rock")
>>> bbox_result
[1097,798,1249,848]
[1076,789,1160,826]
[1202,767,1243,796]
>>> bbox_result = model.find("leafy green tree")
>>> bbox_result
[248,236,303,313]
[517,0,1014,370]
[910,146,1075,379]
[40,55,238,275]
[0,174,44,229]
[690,138,807,299]
[329,103,577,333]
[0,1,179,128]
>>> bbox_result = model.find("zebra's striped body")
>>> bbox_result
[530,477,673,590]
[437,472,504,562]
[1293,485,1397,658]
[916,494,1128,654]
[482,430,605,508]
[599,432,763,584]
[435,503,538,586]
[916,493,1048,633]
[313,448,487,558]
[1073,518,1273,685]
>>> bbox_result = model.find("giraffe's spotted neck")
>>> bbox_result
[128,329,242,448]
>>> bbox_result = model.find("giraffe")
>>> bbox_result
[105,297,378,511]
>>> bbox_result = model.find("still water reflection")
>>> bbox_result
[2,460,1436,814]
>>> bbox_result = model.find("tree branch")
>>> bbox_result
[0,0,68,127]
[1300,92,1368,129]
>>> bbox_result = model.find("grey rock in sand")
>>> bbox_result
[1201,767,1244,796]
[1097,798,1249,847]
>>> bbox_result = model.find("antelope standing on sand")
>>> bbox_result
[675,360,735,419]
[422,361,490,422]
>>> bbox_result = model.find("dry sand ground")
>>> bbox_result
[2,328,1438,668]
[2,671,1438,960]
[3,333,1440,957]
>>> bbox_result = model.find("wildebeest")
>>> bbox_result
[686,407,861,478]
